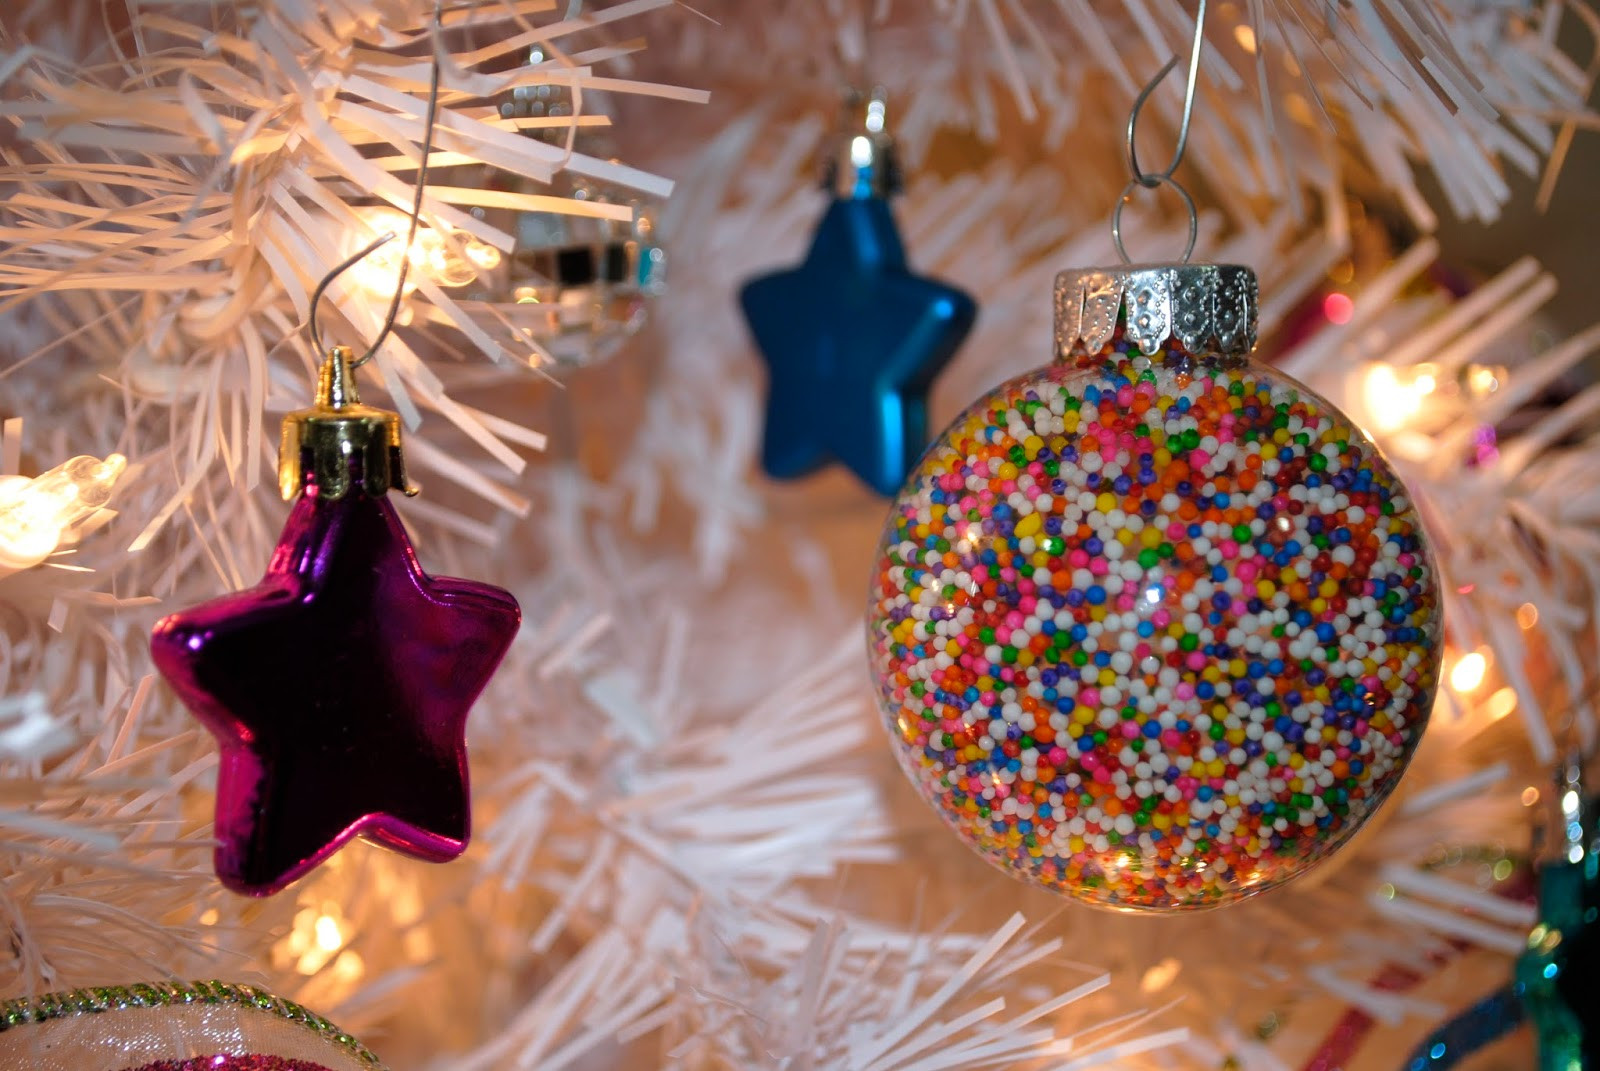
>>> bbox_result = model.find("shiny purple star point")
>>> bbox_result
[151,489,519,896]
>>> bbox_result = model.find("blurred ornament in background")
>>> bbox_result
[1397,754,1597,1070]
[1517,752,1598,1069]
[867,263,1442,910]
[740,87,977,496]
[461,48,667,371]
[486,170,664,367]
[0,452,125,578]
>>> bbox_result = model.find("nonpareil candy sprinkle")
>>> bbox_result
[867,334,1442,911]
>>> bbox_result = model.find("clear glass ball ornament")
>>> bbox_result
[463,57,665,371]
[866,266,1442,911]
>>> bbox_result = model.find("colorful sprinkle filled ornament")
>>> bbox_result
[867,264,1442,911]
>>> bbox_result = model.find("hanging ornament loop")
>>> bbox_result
[1112,174,1198,265]
[305,0,445,368]
[1114,0,1208,264]
[307,232,397,360]
[291,0,447,501]
[822,86,900,199]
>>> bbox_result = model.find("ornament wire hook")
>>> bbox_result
[1113,0,1208,264]
[307,233,397,359]
[1112,174,1198,265]
[1125,0,1208,187]
[306,0,446,368]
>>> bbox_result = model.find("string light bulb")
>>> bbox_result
[346,207,501,297]
[1362,362,1438,433]
[1448,649,1489,693]
[1484,686,1517,722]
[1140,957,1183,993]
[0,453,125,576]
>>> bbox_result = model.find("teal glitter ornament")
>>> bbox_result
[1399,755,1597,1071]
[1516,755,1597,1070]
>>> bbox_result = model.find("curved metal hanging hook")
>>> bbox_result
[307,232,397,359]
[1125,0,1209,187]
[305,0,446,369]
[357,0,446,369]
[1112,174,1197,264]
[1113,0,1208,263]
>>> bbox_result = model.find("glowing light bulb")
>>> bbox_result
[347,208,424,297]
[0,453,125,576]
[464,241,502,271]
[1464,363,1506,397]
[314,913,343,952]
[1484,686,1517,721]
[280,903,351,975]
[347,208,500,294]
[1322,291,1354,324]
[1448,650,1488,693]
[1362,362,1438,433]
[1140,957,1182,993]
[331,948,365,986]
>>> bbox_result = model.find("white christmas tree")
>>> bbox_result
[0,0,1595,1067]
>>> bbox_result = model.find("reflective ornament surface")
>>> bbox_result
[151,487,520,896]
[867,270,1441,910]
[466,53,665,370]
[463,168,663,370]
[742,197,975,496]
[150,348,520,896]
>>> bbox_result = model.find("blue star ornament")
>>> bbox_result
[740,92,976,499]
[741,196,975,496]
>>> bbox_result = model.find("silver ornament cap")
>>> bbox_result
[1054,263,1260,361]
[821,87,900,199]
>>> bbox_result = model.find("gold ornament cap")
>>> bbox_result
[278,346,415,501]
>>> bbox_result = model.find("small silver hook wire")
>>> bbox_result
[306,0,446,368]
[307,232,398,358]
[1112,174,1197,264]
[1114,0,1208,264]
[1125,0,1208,187]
